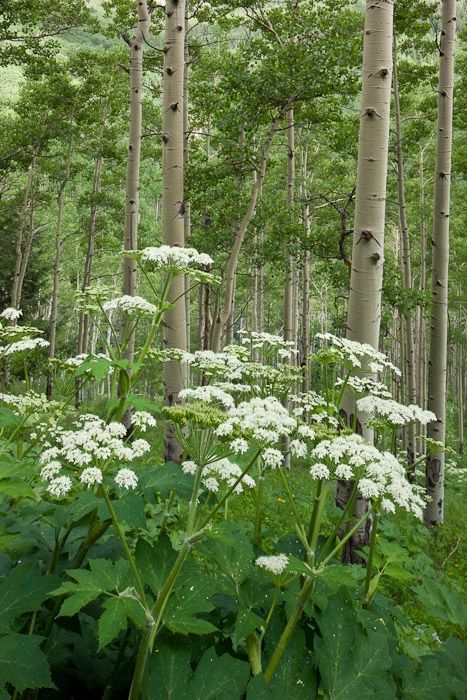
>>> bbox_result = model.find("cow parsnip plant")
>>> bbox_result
[0,250,464,699]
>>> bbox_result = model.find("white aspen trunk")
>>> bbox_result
[46,132,73,399]
[211,116,282,352]
[283,107,295,352]
[417,142,429,454]
[183,6,191,352]
[393,35,417,468]
[122,0,151,368]
[162,0,188,462]
[425,0,456,526]
[457,291,464,455]
[337,0,394,563]
[11,155,36,312]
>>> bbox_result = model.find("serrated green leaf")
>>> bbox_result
[163,574,217,636]
[100,493,147,529]
[314,588,395,699]
[144,639,191,699]
[141,461,194,499]
[135,535,177,595]
[414,580,467,630]
[0,479,35,499]
[0,634,54,693]
[0,407,20,428]
[0,562,59,633]
[399,654,465,700]
[198,521,254,592]
[53,559,131,617]
[233,608,265,647]
[189,647,250,699]
[98,596,146,649]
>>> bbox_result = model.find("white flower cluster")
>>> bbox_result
[60,353,113,373]
[290,392,338,428]
[38,414,149,497]
[181,349,244,380]
[0,337,49,356]
[310,434,425,518]
[139,245,213,271]
[102,295,157,317]
[215,396,297,445]
[238,330,298,359]
[336,376,392,398]
[255,553,289,575]
[181,458,256,494]
[316,333,401,376]
[132,411,157,431]
[179,385,235,409]
[0,307,22,322]
[357,396,437,427]
[0,391,49,415]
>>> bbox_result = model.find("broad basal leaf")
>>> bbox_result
[0,634,54,694]
[163,573,217,635]
[142,461,194,500]
[144,639,191,700]
[314,588,395,699]
[189,647,250,699]
[0,562,59,633]
[135,535,177,595]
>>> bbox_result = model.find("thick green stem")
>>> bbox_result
[186,466,203,537]
[264,577,315,683]
[100,486,147,607]
[247,634,262,676]
[253,463,264,546]
[128,623,154,700]
[363,510,379,605]
[307,479,324,547]
[317,481,358,564]
[320,506,373,568]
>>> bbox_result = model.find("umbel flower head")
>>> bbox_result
[315,332,401,376]
[255,553,289,576]
[357,396,436,427]
[0,307,22,322]
[102,295,157,317]
[133,245,213,272]
[310,434,425,518]
[182,458,256,494]
[38,414,150,498]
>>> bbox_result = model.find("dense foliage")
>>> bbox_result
[0,1,465,699]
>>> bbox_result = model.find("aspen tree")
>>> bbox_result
[283,107,295,353]
[162,0,188,462]
[393,35,417,472]
[10,155,36,313]
[337,0,394,562]
[122,0,151,367]
[46,131,73,399]
[425,0,457,526]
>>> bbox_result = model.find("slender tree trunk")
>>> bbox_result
[300,145,310,391]
[11,155,36,312]
[457,291,464,455]
[77,152,103,356]
[425,0,456,527]
[183,5,191,352]
[417,142,429,454]
[16,183,36,309]
[283,107,295,351]
[337,0,394,563]
[162,0,188,462]
[46,132,73,399]
[122,0,151,368]
[393,35,417,469]
[211,114,283,352]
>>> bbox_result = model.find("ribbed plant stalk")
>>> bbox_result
[393,34,417,472]
[337,0,394,562]
[363,510,379,605]
[425,0,456,526]
[162,0,188,462]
